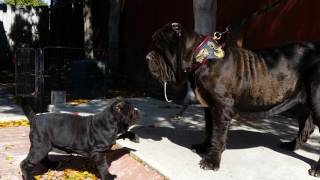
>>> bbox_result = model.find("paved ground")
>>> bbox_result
[120,99,320,180]
[54,98,320,180]
[0,87,163,180]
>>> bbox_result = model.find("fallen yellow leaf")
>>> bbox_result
[5,145,14,150]
[69,99,89,106]
[5,156,13,161]
[0,119,29,128]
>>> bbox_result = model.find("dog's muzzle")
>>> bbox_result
[146,51,174,102]
[146,52,153,61]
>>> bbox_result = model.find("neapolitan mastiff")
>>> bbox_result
[146,23,320,177]
[20,98,139,180]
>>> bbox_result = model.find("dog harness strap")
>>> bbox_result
[191,36,224,72]
[194,36,210,53]
[191,59,209,72]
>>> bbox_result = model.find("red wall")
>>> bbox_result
[217,0,320,49]
[118,0,194,86]
[120,0,194,49]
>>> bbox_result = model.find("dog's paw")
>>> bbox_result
[199,157,220,171]
[104,174,117,180]
[309,163,320,177]
[191,143,209,154]
[117,132,139,143]
[129,134,140,143]
[279,139,301,151]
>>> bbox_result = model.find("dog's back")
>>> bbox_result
[31,111,117,154]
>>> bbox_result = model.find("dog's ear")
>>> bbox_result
[171,22,182,37]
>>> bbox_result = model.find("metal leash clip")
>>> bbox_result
[213,26,230,40]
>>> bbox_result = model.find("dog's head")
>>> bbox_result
[110,98,139,133]
[146,23,197,86]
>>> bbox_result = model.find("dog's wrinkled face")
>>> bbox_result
[146,23,194,85]
[111,99,139,133]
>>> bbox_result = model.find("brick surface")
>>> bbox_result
[0,126,164,180]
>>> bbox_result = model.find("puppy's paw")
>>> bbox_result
[199,156,220,171]
[117,131,138,142]
[106,174,117,180]
[100,174,116,180]
[129,134,140,143]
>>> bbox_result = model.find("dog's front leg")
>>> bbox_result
[118,131,140,143]
[91,152,116,180]
[199,103,232,171]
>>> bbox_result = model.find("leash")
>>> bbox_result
[190,0,288,74]
[214,0,288,40]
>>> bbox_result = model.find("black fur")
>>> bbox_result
[147,23,320,177]
[20,98,139,180]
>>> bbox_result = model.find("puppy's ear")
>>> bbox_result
[115,96,124,101]
[171,22,182,37]
[111,100,125,115]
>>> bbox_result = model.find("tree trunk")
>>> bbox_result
[83,0,94,59]
[193,0,217,35]
[108,0,122,74]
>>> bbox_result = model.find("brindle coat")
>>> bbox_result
[147,23,320,176]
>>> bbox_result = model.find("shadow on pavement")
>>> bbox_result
[30,148,130,177]
[132,107,319,169]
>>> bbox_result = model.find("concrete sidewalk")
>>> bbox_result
[53,97,320,180]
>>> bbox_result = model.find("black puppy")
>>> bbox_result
[20,98,139,180]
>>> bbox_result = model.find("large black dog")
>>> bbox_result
[147,23,320,177]
[20,98,139,180]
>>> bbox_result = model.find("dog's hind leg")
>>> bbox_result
[279,104,315,151]
[20,144,52,180]
[91,152,116,180]
[20,156,36,180]
[40,155,60,170]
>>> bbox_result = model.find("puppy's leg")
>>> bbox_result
[40,155,60,170]
[118,131,140,143]
[91,152,116,180]
[191,107,212,154]
[280,104,314,151]
[20,144,52,180]
[20,156,36,180]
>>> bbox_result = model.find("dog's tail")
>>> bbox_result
[20,98,36,122]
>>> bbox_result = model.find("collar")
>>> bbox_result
[191,36,225,72]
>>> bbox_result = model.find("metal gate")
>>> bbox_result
[15,48,44,109]
[15,47,110,112]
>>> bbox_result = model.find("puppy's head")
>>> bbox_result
[111,98,139,133]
